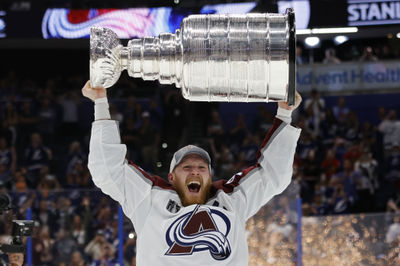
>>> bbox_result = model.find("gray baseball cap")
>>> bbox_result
[169,145,211,173]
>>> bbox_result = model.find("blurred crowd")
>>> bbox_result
[0,55,399,264]
[296,43,399,65]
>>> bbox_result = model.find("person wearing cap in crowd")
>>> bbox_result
[83,80,302,265]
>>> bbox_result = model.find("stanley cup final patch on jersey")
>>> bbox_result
[165,205,231,260]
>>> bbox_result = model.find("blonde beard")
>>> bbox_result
[174,182,211,207]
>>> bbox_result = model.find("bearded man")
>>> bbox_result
[83,80,302,265]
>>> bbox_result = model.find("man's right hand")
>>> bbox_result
[81,80,107,102]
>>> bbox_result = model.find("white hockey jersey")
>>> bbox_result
[88,117,301,266]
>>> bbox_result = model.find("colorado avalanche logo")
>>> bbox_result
[165,205,231,260]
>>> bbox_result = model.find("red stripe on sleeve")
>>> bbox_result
[128,160,174,190]
[256,118,283,160]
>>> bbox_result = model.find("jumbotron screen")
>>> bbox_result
[1,3,258,39]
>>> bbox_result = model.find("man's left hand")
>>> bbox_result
[278,91,302,111]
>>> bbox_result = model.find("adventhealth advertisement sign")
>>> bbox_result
[347,0,400,26]
[297,61,400,92]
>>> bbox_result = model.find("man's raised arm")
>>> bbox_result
[83,81,152,231]
[225,91,302,221]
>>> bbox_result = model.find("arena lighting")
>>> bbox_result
[304,36,320,48]
[397,33,400,39]
[296,29,312,35]
[312,27,358,34]
[128,232,135,239]
[162,143,168,149]
[334,35,349,45]
[296,27,358,35]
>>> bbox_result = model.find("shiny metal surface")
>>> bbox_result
[90,9,296,103]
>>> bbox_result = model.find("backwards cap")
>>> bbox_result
[169,145,211,173]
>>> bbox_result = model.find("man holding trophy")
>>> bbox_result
[85,9,302,265]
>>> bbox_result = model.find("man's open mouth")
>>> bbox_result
[187,181,201,193]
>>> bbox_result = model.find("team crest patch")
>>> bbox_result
[165,205,231,260]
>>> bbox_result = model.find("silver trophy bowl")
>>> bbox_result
[90,8,296,104]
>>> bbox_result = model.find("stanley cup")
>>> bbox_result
[90,8,296,104]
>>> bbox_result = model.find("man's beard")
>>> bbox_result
[174,181,212,207]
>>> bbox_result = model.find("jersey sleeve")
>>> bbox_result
[222,118,301,221]
[87,120,153,231]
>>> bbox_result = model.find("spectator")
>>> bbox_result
[301,149,321,203]
[304,89,325,137]
[331,159,360,209]
[321,149,341,180]
[52,228,77,265]
[12,176,36,218]
[343,141,362,167]
[55,196,74,232]
[90,241,117,265]
[69,214,87,250]
[37,166,61,191]
[323,48,341,64]
[344,111,360,141]
[58,91,81,142]
[354,147,379,191]
[296,130,317,160]
[121,117,140,162]
[34,200,57,230]
[238,134,260,166]
[71,250,87,266]
[359,121,379,157]
[359,46,378,62]
[207,109,226,144]
[122,95,142,123]
[70,160,91,189]
[23,133,52,188]
[37,225,54,265]
[30,222,45,266]
[332,97,350,124]
[1,101,19,146]
[36,97,57,145]
[0,136,16,177]
[253,105,274,135]
[320,108,338,147]
[296,46,307,65]
[0,120,13,148]
[332,137,348,164]
[385,143,400,183]
[386,215,400,245]
[210,140,235,179]
[229,114,250,154]
[75,195,94,239]
[17,101,37,149]
[85,230,108,261]
[124,236,137,266]
[328,183,351,214]
[310,191,329,215]
[353,148,378,212]
[378,109,400,157]
[66,140,86,176]
[0,163,12,190]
